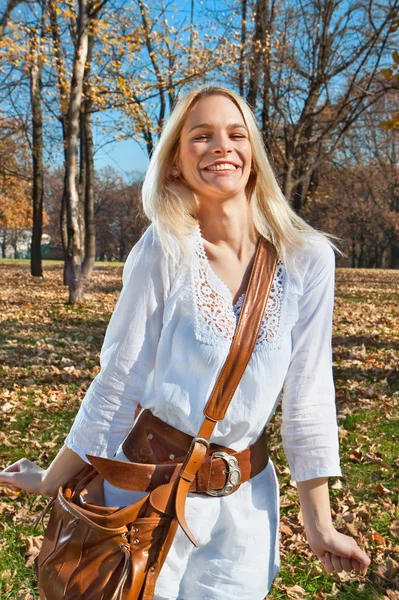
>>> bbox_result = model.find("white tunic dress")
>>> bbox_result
[64,224,342,600]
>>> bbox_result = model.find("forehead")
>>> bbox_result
[182,95,246,132]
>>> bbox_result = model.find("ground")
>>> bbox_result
[0,260,398,600]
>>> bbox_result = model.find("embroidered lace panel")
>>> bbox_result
[191,226,285,350]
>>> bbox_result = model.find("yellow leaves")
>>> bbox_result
[382,114,399,131]
[390,18,399,34]
[381,67,394,80]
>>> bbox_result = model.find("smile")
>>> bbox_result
[203,163,240,172]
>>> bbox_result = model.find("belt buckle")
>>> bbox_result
[206,452,242,497]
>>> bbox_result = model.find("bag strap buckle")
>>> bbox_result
[206,452,242,497]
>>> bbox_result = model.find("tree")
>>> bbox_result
[29,0,46,276]
[0,1,49,274]
[237,0,399,211]
[381,18,399,130]
[63,0,109,303]
[302,102,399,268]
[0,118,49,258]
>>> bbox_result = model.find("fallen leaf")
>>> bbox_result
[23,535,43,568]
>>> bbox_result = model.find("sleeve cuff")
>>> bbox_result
[64,437,95,465]
[290,465,342,483]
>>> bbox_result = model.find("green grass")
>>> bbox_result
[0,524,41,599]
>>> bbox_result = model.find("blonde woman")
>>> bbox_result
[0,85,370,598]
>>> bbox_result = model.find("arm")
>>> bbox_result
[63,225,173,463]
[0,225,177,497]
[0,445,87,497]
[297,477,370,574]
[281,238,370,574]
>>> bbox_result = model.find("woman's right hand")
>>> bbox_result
[0,458,48,496]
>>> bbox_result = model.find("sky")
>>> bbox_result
[93,130,149,179]
[87,0,234,180]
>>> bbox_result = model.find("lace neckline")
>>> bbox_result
[190,223,286,350]
[192,224,249,313]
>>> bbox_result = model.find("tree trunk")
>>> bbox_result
[1,229,6,258]
[29,9,44,277]
[246,0,267,110]
[48,0,69,284]
[390,243,399,269]
[81,33,95,278]
[283,158,295,203]
[238,0,247,96]
[64,0,90,304]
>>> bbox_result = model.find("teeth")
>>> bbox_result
[205,163,237,171]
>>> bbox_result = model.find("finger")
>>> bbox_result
[0,472,21,489]
[0,463,21,474]
[331,554,344,573]
[322,552,334,574]
[350,558,361,572]
[340,557,353,572]
[350,546,371,575]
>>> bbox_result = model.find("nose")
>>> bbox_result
[212,132,233,155]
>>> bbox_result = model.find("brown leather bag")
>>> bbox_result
[33,236,278,600]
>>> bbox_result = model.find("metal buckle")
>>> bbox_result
[182,437,211,471]
[206,452,242,497]
[188,437,210,452]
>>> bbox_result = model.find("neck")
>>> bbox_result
[197,196,257,256]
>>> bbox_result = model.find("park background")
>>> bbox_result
[0,0,398,598]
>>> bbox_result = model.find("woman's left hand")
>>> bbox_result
[307,528,371,575]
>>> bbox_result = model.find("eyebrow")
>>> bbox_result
[188,122,248,133]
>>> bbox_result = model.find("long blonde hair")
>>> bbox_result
[141,84,342,271]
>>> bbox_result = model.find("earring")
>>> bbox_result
[171,166,179,177]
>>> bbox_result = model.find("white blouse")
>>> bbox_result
[64,224,342,600]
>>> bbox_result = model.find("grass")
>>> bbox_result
[0,262,398,599]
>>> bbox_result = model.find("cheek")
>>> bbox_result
[181,145,202,173]
[242,142,252,164]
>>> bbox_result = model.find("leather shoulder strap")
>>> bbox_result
[197,237,278,438]
[155,236,279,548]
[171,236,279,547]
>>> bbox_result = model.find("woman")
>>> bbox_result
[0,85,370,599]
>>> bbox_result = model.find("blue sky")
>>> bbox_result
[89,0,235,180]
[93,132,149,179]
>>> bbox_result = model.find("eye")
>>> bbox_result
[231,134,245,138]
[194,135,210,140]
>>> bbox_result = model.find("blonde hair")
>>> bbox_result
[141,84,342,271]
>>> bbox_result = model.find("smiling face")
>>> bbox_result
[177,94,252,204]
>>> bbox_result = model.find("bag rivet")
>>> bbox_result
[133,527,139,533]
[169,454,175,460]
[134,538,140,544]
[150,566,156,573]
[148,433,154,440]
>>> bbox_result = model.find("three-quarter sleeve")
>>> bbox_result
[281,239,342,483]
[64,225,174,463]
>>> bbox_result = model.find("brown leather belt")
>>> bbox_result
[99,409,270,497]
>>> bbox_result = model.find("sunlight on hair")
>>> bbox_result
[141,84,343,273]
